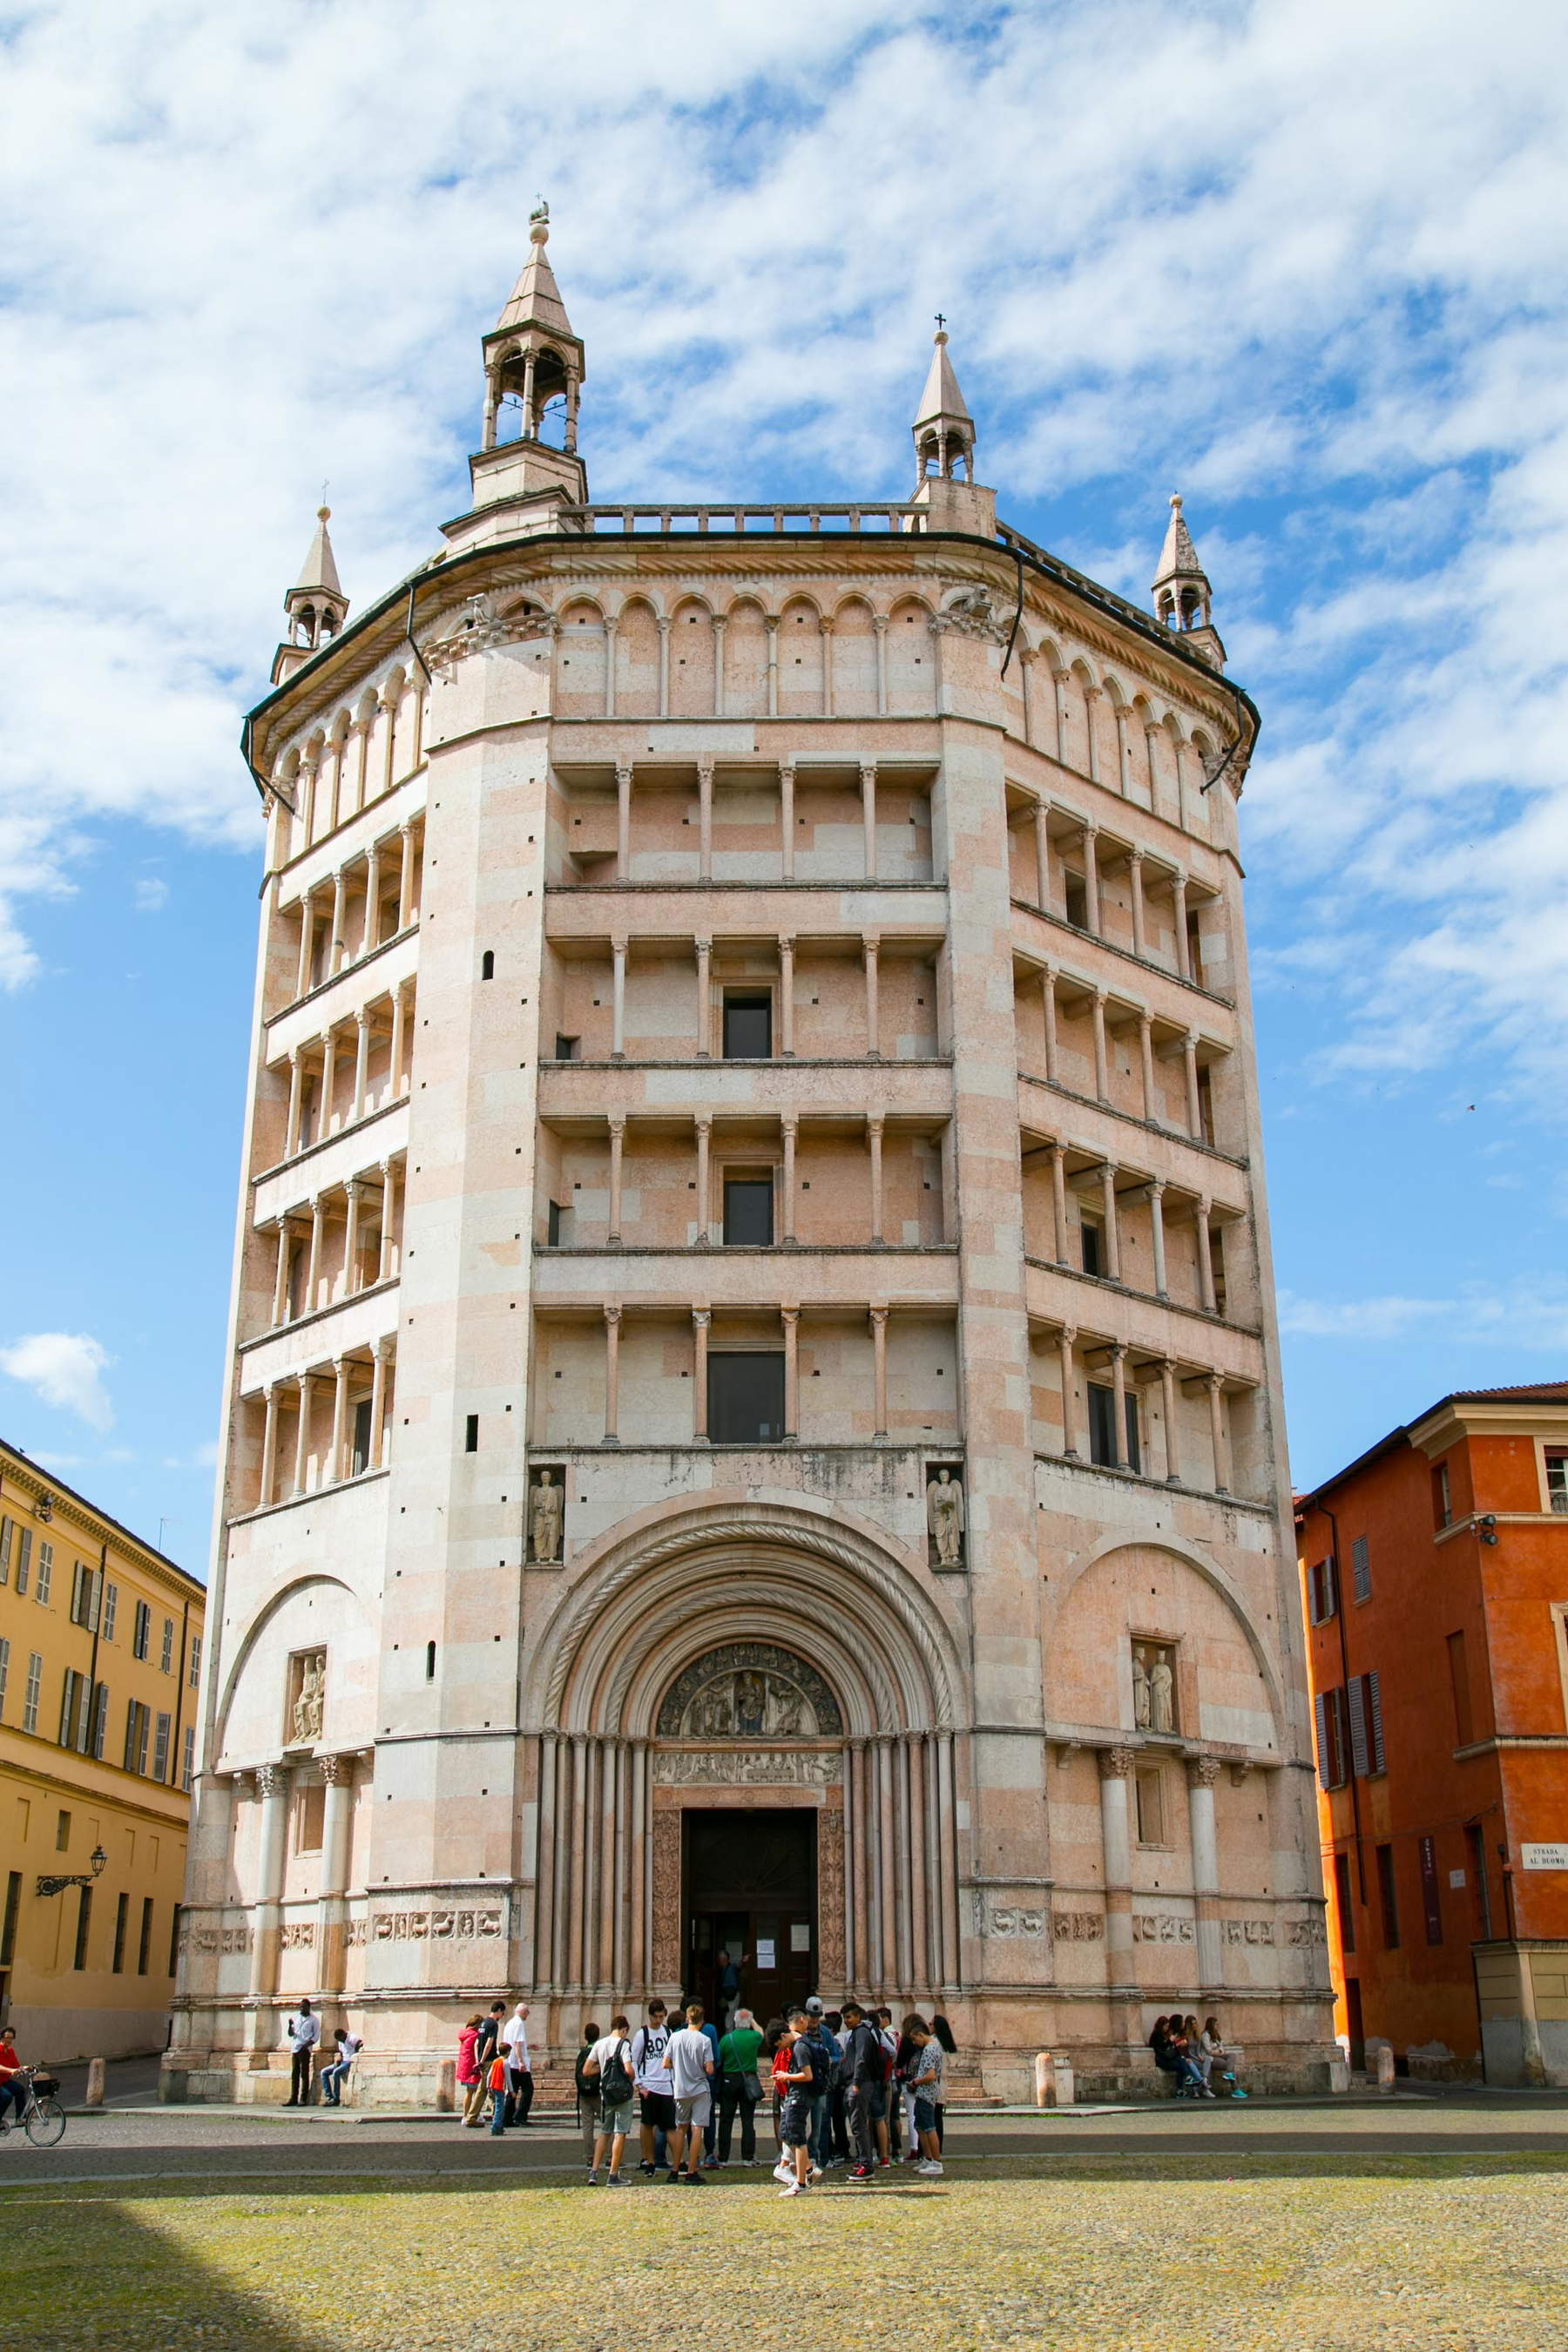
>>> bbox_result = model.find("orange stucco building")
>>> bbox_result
[1297,1382,1568,2084]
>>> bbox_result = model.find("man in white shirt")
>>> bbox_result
[629,1999,674,2175]
[660,2001,715,2185]
[500,1999,534,2129]
[585,2013,635,2186]
[283,1998,321,2107]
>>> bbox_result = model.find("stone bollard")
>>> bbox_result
[1034,2051,1053,2106]
[84,2057,106,2108]
[1375,2044,1396,2093]
[436,2058,456,2112]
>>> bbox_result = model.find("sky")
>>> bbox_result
[3,0,1568,1571]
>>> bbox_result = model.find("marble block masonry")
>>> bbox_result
[166,203,1336,2104]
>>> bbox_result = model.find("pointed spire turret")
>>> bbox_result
[1152,493,1225,669]
[273,504,349,684]
[480,199,586,457]
[911,324,975,486]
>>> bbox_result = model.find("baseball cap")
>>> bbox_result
[805,1997,825,2014]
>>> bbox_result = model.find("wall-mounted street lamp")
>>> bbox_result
[36,1845,106,1900]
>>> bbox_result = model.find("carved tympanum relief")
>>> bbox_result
[656,1641,843,1740]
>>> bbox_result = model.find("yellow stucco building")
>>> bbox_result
[1,1438,205,2061]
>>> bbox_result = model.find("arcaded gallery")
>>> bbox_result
[169,209,1335,2102]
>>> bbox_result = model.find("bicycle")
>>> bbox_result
[0,2067,67,2148]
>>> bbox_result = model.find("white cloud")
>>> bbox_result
[0,0,1565,1128]
[1279,1282,1568,1349]
[133,875,169,913]
[0,1331,115,1429]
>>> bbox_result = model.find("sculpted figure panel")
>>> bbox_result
[656,1641,842,1740]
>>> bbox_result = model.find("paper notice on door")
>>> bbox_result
[756,1938,776,1970]
[791,1923,810,1951]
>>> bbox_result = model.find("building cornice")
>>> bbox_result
[0,1438,205,1605]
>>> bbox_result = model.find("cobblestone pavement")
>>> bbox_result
[6,2103,1567,2350]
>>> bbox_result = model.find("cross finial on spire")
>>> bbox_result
[934,312,946,334]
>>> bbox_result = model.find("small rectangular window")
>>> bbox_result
[23,1652,43,1735]
[547,1200,564,1247]
[112,1891,129,1974]
[1375,1842,1400,1948]
[1064,873,1088,929]
[1079,1219,1103,1278]
[1433,1461,1453,1529]
[35,1541,52,1605]
[152,1712,172,1782]
[1134,1767,1166,1845]
[125,1700,150,1776]
[351,1398,373,1476]
[138,1896,154,1977]
[181,1723,196,1792]
[465,1413,479,1453]
[72,1884,93,1971]
[132,1601,151,1660]
[554,1033,579,1062]
[16,1527,32,1595]
[707,1352,785,1444]
[1445,1631,1473,1746]
[1546,1448,1568,1514]
[722,993,772,1060]
[0,1516,11,1584]
[1307,1557,1338,1625]
[188,1635,202,1691]
[102,1582,118,1642]
[0,1636,9,1722]
[57,1808,71,1853]
[1333,1850,1355,1954]
[723,1175,774,1247]
[1351,1534,1371,1603]
[1086,1386,1139,1471]
[160,1618,174,1673]
[92,1682,109,1761]
[1315,1686,1348,1788]
[296,1781,326,1855]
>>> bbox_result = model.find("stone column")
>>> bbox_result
[363,844,382,956]
[397,822,417,931]
[369,1339,390,1470]
[870,1308,889,1438]
[861,760,877,881]
[603,1307,622,1443]
[1098,1746,1136,1992]
[389,983,408,1097]
[779,760,794,880]
[1149,1180,1168,1298]
[1081,825,1101,934]
[273,1220,294,1324]
[260,1384,280,1507]
[247,1762,291,2009]
[711,616,727,719]
[1085,686,1103,784]
[876,1736,898,1987]
[1052,667,1070,766]
[1091,989,1111,1103]
[867,1116,884,1244]
[533,1731,558,1991]
[300,754,320,846]
[1113,703,1132,797]
[318,1754,355,1995]
[615,761,632,879]
[330,1356,349,1484]
[293,1372,313,1496]
[381,696,398,795]
[1058,1327,1078,1457]
[550,1736,572,1989]
[1187,1757,1224,1989]
[874,614,889,715]
[1144,722,1161,818]
[693,1119,711,1247]
[1172,734,1188,832]
[694,939,712,1059]
[1206,1373,1229,1493]
[1032,799,1051,909]
[320,1025,338,1138]
[1109,1342,1128,1470]
[821,616,836,719]
[765,617,780,717]
[893,1737,914,1988]
[781,1308,800,1439]
[1018,648,1036,750]
[626,1740,647,1989]
[936,1733,960,1993]
[286,1050,306,1156]
[1172,872,1191,980]
[606,1119,625,1243]
[610,939,627,1060]
[378,1159,398,1283]
[1184,1033,1203,1139]
[1099,1163,1120,1282]
[1159,1358,1179,1483]
[655,617,671,719]
[295,893,316,1001]
[1040,967,1058,1084]
[1050,1144,1068,1265]
[567,1735,589,1990]
[352,1012,371,1122]
[845,1740,866,1985]
[602,617,618,719]
[693,1310,710,1439]
[305,1194,325,1313]
[863,936,881,1058]
[1129,852,1147,957]
[696,754,714,882]
[1138,1011,1158,1125]
[781,1117,797,1243]
[330,868,348,974]
[779,936,795,1056]
[1194,1199,1216,1315]
[907,1734,930,1990]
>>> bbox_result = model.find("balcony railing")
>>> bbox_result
[561,503,925,536]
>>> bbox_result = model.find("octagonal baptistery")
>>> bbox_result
[167,206,1336,2107]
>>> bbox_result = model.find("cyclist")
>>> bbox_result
[0,2028,27,2126]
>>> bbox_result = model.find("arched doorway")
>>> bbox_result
[519,1497,967,2012]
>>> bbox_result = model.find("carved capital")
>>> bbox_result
[1097,1745,1135,1781]
[319,1753,351,1785]
[255,1762,289,1800]
[1187,1755,1223,1790]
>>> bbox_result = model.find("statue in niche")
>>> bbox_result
[1149,1650,1176,1734]
[734,1672,767,1736]
[1132,1646,1152,1730]
[926,1468,965,1566]
[530,1470,564,1564]
[292,1653,325,1746]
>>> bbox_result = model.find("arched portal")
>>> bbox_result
[521,1498,967,2011]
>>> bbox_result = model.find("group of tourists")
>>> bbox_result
[281,1999,362,2105]
[565,1994,957,2193]
[456,1999,538,2132]
[1147,2013,1243,2099]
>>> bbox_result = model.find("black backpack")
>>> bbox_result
[600,2038,634,2103]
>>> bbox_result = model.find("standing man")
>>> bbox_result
[776,2006,827,2197]
[661,2001,716,2185]
[282,1998,321,2106]
[839,1999,882,2183]
[802,1997,835,2171]
[501,1999,534,2129]
[472,2004,503,2135]
[716,1944,747,2030]
[630,1998,674,2176]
